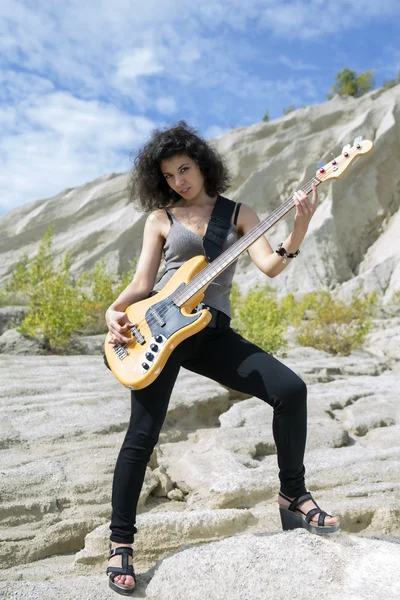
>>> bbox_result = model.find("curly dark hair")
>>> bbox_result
[128,120,231,211]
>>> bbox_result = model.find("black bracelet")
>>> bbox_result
[275,242,300,264]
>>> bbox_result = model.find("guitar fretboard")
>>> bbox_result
[172,177,321,306]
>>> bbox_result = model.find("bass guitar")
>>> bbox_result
[105,137,373,389]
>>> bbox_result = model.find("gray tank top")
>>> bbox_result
[153,206,239,317]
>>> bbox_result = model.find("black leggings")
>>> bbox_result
[109,325,307,543]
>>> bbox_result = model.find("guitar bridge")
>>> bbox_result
[112,343,129,360]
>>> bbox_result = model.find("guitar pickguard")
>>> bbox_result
[135,297,203,375]
[145,296,202,339]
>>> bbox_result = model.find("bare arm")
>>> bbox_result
[106,210,166,343]
[237,184,318,278]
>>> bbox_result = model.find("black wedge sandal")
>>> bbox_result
[106,544,136,596]
[279,491,340,535]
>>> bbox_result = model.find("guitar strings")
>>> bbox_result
[119,156,344,341]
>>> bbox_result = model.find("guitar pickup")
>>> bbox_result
[148,308,165,327]
[130,325,145,344]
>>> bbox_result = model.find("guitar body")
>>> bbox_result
[104,255,212,389]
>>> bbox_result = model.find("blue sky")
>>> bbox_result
[1,0,399,215]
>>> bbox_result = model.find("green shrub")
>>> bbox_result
[17,251,85,350]
[2,228,55,306]
[387,290,400,314]
[288,290,378,355]
[231,283,288,355]
[3,229,87,350]
[230,284,378,356]
[78,258,136,335]
[1,228,136,350]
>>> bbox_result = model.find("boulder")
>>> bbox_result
[145,530,400,600]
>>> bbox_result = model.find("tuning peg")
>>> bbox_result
[317,161,325,169]
[353,136,363,149]
[342,143,351,158]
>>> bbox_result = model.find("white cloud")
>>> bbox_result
[0,71,54,103]
[155,97,177,115]
[260,0,400,39]
[276,56,320,71]
[115,48,165,81]
[0,90,154,211]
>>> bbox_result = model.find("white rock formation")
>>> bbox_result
[1,86,400,301]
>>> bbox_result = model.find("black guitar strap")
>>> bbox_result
[202,194,236,262]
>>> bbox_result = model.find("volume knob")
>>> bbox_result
[145,352,154,361]
[155,335,163,343]
[150,344,158,352]
[141,362,150,371]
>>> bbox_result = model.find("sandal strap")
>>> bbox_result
[304,508,331,526]
[106,546,135,579]
[318,510,329,526]
[288,492,313,512]
[304,507,321,524]
[108,546,133,559]
[106,565,136,578]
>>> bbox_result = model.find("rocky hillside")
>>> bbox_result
[1,85,400,300]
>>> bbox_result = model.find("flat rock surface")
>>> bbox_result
[0,334,399,598]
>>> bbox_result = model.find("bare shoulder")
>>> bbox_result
[145,208,170,239]
[235,202,260,235]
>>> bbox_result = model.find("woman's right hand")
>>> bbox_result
[105,307,134,345]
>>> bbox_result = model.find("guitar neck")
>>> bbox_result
[173,176,322,307]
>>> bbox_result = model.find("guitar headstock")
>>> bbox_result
[315,137,373,182]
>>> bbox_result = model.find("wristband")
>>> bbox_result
[275,242,300,264]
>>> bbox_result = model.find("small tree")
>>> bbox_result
[262,109,270,123]
[327,67,375,99]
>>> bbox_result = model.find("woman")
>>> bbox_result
[105,121,339,595]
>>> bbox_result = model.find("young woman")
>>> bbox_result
[105,121,339,595]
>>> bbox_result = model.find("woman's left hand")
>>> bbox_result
[293,182,318,233]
